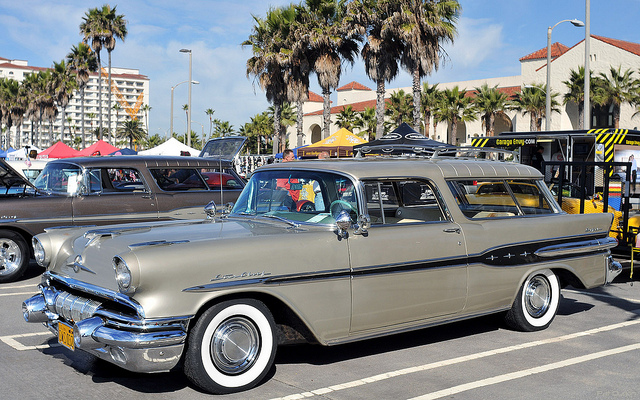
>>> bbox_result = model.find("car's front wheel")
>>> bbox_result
[184,299,277,394]
[505,269,560,332]
[0,230,29,283]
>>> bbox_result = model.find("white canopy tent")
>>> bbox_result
[138,137,200,157]
[6,145,43,161]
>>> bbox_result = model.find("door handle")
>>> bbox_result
[443,228,461,234]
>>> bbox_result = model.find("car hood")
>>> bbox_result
[198,136,247,161]
[49,216,319,292]
[0,159,36,190]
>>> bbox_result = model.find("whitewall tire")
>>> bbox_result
[505,269,560,332]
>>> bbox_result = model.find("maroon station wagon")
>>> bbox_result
[0,154,244,282]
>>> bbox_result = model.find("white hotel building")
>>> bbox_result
[292,35,640,146]
[0,56,149,149]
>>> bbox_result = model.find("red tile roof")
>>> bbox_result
[0,62,49,72]
[337,81,372,91]
[308,90,323,102]
[466,86,521,100]
[305,98,388,116]
[519,42,569,61]
[592,35,640,57]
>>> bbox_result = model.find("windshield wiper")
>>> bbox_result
[259,214,300,228]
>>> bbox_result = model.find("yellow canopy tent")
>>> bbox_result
[298,128,366,158]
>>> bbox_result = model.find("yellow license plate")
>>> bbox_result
[58,321,75,351]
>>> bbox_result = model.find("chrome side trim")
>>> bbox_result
[534,237,617,258]
[128,239,189,250]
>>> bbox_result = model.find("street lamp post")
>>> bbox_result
[170,80,199,139]
[546,18,584,130]
[179,49,193,147]
[584,0,591,129]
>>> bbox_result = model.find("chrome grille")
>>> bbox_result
[53,291,102,323]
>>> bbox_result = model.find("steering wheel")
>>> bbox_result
[330,200,356,220]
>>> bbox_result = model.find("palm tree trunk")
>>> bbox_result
[296,99,304,148]
[488,113,495,136]
[60,108,66,142]
[322,89,331,139]
[450,117,458,145]
[273,102,281,155]
[97,55,103,141]
[80,87,86,148]
[412,68,421,131]
[375,79,385,139]
[614,105,621,129]
[529,113,536,131]
[577,103,584,130]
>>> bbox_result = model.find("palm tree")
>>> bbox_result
[243,112,273,154]
[86,112,96,144]
[182,104,189,139]
[0,78,26,148]
[512,84,559,131]
[386,89,413,126]
[350,0,402,139]
[50,60,78,142]
[243,7,289,153]
[67,42,98,148]
[393,0,460,130]
[213,119,235,137]
[302,0,360,139]
[435,86,476,145]
[116,118,145,149]
[140,104,151,133]
[421,82,441,138]
[103,5,128,143]
[472,83,510,136]
[336,105,359,130]
[205,108,215,138]
[80,6,109,140]
[562,66,588,130]
[592,66,640,129]
[353,106,377,140]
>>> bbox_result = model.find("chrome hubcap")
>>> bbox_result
[524,275,551,318]
[0,239,22,276]
[211,316,260,375]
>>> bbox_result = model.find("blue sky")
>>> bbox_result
[1,0,639,139]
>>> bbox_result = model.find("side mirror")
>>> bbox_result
[335,210,351,238]
[222,202,234,215]
[204,201,217,219]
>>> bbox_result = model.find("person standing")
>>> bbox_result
[630,154,637,193]
[531,145,545,173]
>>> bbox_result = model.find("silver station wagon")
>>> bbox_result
[23,156,621,394]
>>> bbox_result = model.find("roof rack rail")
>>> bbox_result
[432,146,519,162]
[354,145,519,162]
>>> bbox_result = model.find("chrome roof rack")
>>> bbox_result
[355,145,519,163]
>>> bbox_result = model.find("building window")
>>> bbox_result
[592,103,614,129]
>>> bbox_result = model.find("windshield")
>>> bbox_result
[33,162,84,194]
[231,169,358,224]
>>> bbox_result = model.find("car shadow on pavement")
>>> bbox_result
[275,313,505,366]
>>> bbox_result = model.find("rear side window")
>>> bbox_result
[150,168,209,191]
[363,179,446,225]
[449,179,557,219]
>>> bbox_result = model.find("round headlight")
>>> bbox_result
[32,237,47,267]
[113,256,132,292]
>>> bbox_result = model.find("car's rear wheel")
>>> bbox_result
[184,299,277,394]
[0,230,29,283]
[505,269,560,332]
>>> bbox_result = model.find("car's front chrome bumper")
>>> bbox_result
[22,283,191,373]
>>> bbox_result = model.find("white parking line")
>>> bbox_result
[270,313,640,400]
[407,343,640,400]
[565,289,640,303]
[0,332,57,351]
[0,284,38,290]
[0,291,38,297]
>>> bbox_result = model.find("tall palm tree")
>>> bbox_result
[350,0,402,139]
[182,104,189,139]
[103,5,128,144]
[435,86,476,145]
[302,0,360,139]
[213,120,235,137]
[386,89,413,126]
[421,82,440,137]
[67,42,98,148]
[0,78,26,148]
[205,108,215,138]
[472,83,510,136]
[50,60,78,142]
[512,84,559,131]
[140,103,151,133]
[116,118,146,149]
[393,0,460,130]
[243,7,290,153]
[592,66,640,129]
[80,6,109,140]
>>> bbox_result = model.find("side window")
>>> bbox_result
[150,168,208,191]
[104,168,146,192]
[449,179,555,218]
[364,180,445,225]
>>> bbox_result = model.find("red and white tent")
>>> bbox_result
[36,141,81,159]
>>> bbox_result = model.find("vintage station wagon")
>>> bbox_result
[23,157,621,394]
[0,155,243,282]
